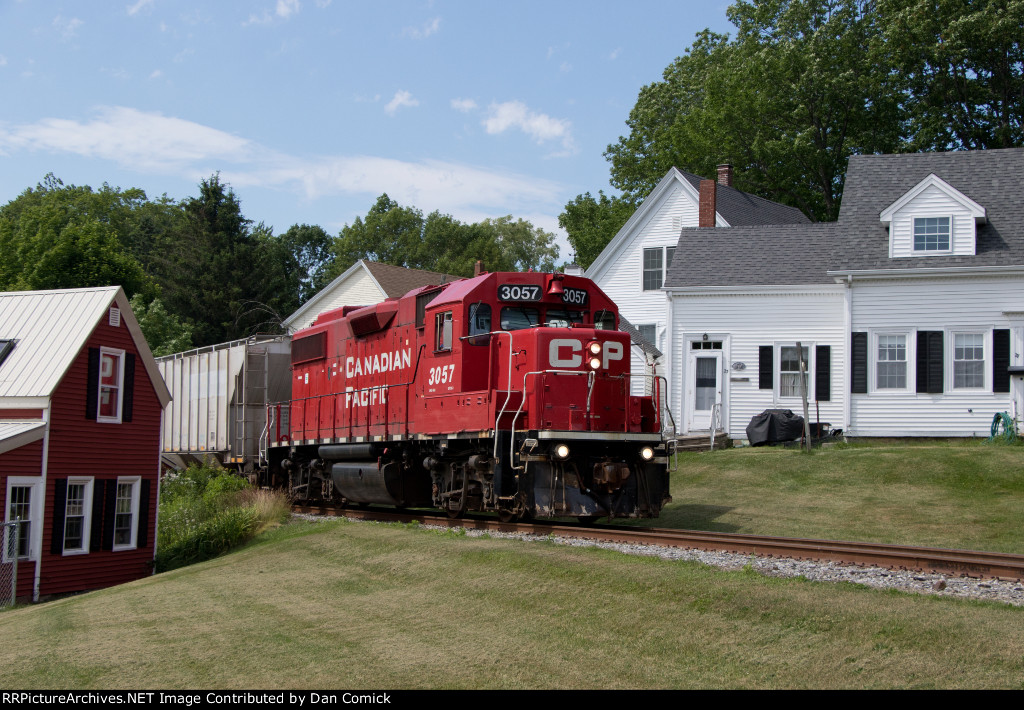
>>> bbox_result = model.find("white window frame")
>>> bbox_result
[775,342,813,402]
[911,215,953,255]
[112,476,141,552]
[62,477,94,556]
[641,246,675,291]
[871,331,912,393]
[637,323,657,349]
[4,477,42,563]
[950,330,988,391]
[97,346,125,423]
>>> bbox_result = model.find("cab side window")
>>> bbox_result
[467,303,491,345]
[435,311,453,351]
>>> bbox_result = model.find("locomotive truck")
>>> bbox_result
[159,270,674,522]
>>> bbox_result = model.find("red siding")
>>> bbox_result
[41,314,163,596]
[0,439,43,599]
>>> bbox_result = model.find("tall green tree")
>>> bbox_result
[279,224,335,305]
[605,1,902,223]
[879,0,1023,151]
[158,175,261,346]
[0,175,154,296]
[330,194,559,278]
[558,191,637,269]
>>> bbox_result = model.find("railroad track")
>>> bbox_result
[293,504,1024,581]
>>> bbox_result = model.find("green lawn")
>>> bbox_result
[640,441,1024,553]
[1,517,1023,689]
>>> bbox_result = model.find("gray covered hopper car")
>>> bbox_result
[157,335,291,471]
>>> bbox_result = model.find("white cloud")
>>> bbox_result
[244,11,273,26]
[276,0,300,18]
[402,17,440,39]
[450,98,478,113]
[609,47,621,61]
[314,0,332,7]
[0,107,253,171]
[559,61,572,73]
[53,15,83,41]
[482,101,575,154]
[126,0,153,16]
[149,69,163,80]
[0,107,565,229]
[385,90,419,116]
[0,56,7,67]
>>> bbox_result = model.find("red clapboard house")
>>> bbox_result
[0,286,170,601]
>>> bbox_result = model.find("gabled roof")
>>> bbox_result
[0,286,171,405]
[362,260,461,297]
[284,259,461,329]
[878,173,986,226]
[587,167,809,279]
[665,148,1024,288]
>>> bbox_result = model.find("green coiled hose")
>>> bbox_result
[989,412,1018,444]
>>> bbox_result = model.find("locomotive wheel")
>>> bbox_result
[446,504,465,520]
[497,509,521,523]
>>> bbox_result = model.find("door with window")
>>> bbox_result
[686,342,723,432]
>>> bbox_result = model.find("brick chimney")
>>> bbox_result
[717,163,733,187]
[699,179,717,228]
[473,260,483,276]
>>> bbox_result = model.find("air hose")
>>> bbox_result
[989,412,1018,444]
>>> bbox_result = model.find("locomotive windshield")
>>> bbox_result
[500,306,540,331]
[544,309,585,327]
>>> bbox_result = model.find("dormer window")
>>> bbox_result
[880,174,985,259]
[913,217,951,252]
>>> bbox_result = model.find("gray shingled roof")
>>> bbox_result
[363,260,462,297]
[666,148,1024,288]
[677,171,811,226]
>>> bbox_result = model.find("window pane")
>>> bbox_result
[642,248,663,291]
[913,217,950,251]
[876,335,907,389]
[114,482,134,547]
[10,486,31,558]
[779,346,809,397]
[500,307,540,331]
[953,333,984,388]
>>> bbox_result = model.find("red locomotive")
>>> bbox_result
[265,270,672,521]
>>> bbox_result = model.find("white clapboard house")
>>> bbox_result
[591,149,1024,440]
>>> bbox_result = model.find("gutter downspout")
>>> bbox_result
[844,274,853,437]
[35,403,51,602]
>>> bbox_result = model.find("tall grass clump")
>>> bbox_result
[156,465,290,572]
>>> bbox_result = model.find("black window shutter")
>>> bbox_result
[123,353,135,422]
[815,345,831,401]
[90,480,105,552]
[917,331,944,394]
[851,332,867,394]
[86,348,100,420]
[102,481,117,550]
[51,479,68,555]
[993,329,1010,393]
[137,479,151,549]
[758,346,773,389]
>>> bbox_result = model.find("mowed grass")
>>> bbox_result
[1,518,1024,689]
[643,441,1024,553]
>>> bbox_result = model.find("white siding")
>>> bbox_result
[289,269,385,330]
[849,275,1018,436]
[671,289,848,437]
[889,184,976,258]
[591,182,700,394]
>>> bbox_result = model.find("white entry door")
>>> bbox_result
[686,350,723,432]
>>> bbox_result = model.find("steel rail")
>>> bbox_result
[292,505,1024,581]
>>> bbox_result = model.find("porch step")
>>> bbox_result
[675,432,730,452]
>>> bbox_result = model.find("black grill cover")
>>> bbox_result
[746,409,805,446]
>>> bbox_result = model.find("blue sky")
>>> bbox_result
[0,1,734,261]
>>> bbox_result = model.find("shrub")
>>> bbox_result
[156,464,291,572]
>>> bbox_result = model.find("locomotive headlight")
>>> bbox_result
[589,357,602,369]
[554,444,570,460]
[640,446,655,461]
[588,341,602,355]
